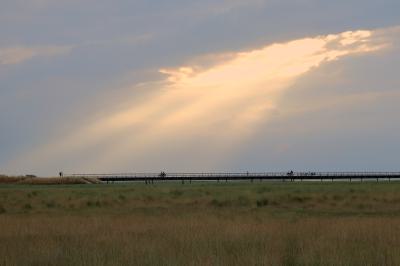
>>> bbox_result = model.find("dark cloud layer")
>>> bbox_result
[1,1,399,175]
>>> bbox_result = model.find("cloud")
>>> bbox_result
[0,45,73,65]
[7,27,391,174]
[0,33,151,67]
[80,34,153,48]
[206,0,266,14]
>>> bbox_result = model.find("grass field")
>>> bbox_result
[1,181,400,265]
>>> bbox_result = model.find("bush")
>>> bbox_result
[0,205,6,214]
[236,196,251,206]
[118,194,126,201]
[45,201,56,208]
[170,189,184,197]
[23,203,32,210]
[289,196,308,203]
[256,187,271,194]
[87,200,101,207]
[256,198,269,207]
[210,199,231,207]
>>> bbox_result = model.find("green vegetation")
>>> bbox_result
[1,182,400,265]
[0,176,99,185]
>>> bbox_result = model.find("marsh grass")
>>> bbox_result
[1,182,400,265]
[0,204,6,214]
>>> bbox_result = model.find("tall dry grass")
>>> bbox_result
[1,215,400,265]
[1,182,400,265]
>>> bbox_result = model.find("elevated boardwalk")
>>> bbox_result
[70,172,400,183]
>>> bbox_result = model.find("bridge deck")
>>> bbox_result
[70,172,400,182]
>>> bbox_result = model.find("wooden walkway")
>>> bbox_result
[70,172,400,183]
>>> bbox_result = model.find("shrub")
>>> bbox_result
[256,187,271,194]
[45,201,56,208]
[236,196,251,206]
[87,200,101,207]
[210,199,231,207]
[118,194,126,201]
[170,189,184,197]
[23,203,32,210]
[289,196,310,203]
[332,194,344,201]
[143,195,154,202]
[256,198,269,207]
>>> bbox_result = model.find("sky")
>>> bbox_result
[1,0,400,176]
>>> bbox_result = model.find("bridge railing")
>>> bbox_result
[70,172,400,179]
